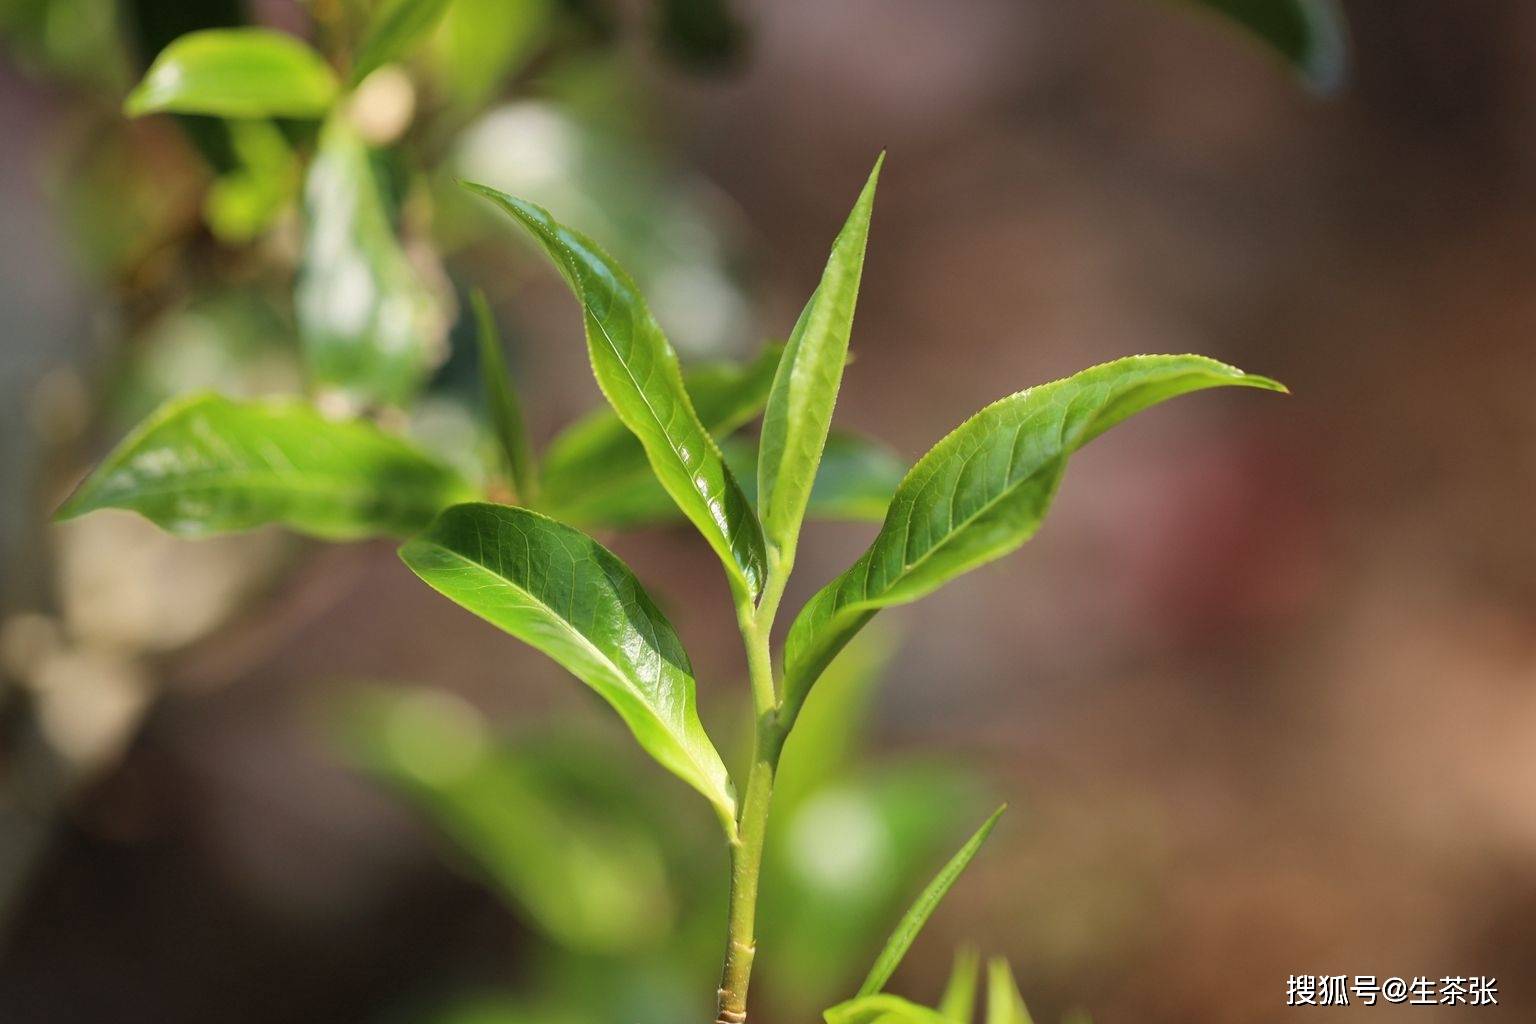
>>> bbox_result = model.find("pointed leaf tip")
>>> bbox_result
[857,805,1006,998]
[468,183,767,603]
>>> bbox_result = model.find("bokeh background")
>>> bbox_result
[3,1,1535,1022]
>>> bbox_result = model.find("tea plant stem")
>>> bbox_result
[717,566,790,1024]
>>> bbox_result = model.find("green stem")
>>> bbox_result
[717,561,790,1023]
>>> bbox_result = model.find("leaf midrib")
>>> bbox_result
[415,537,727,803]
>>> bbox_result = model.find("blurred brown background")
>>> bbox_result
[3,1,1535,1022]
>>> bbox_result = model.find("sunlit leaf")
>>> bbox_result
[758,155,880,575]
[938,947,981,1023]
[984,959,1033,1024]
[125,29,339,118]
[398,503,737,833]
[1178,0,1347,93]
[471,291,537,500]
[539,345,782,524]
[352,0,452,85]
[825,994,956,1024]
[340,689,675,952]
[783,355,1285,721]
[56,392,472,539]
[858,806,1006,997]
[465,183,767,603]
[296,116,447,406]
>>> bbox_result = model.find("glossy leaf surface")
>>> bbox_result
[538,345,782,524]
[465,183,766,602]
[297,116,445,406]
[471,291,537,500]
[398,503,736,831]
[125,29,338,119]
[56,392,472,539]
[784,355,1285,717]
[1183,0,1347,93]
[938,948,981,1023]
[351,0,452,85]
[857,806,1005,997]
[984,959,1034,1024]
[758,156,881,569]
[825,995,955,1024]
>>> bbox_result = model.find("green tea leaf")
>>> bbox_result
[125,29,339,119]
[758,155,881,574]
[467,183,767,602]
[398,502,737,833]
[297,116,446,407]
[56,392,472,539]
[340,689,675,953]
[471,291,537,501]
[938,947,981,1023]
[984,959,1033,1024]
[784,432,905,523]
[542,430,901,531]
[352,0,453,86]
[857,805,1005,998]
[1179,0,1347,94]
[825,994,956,1024]
[783,355,1285,719]
[539,344,782,523]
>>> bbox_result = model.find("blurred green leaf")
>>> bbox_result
[399,503,737,833]
[984,959,1033,1024]
[858,806,1005,997]
[783,355,1286,722]
[465,183,767,603]
[539,344,782,524]
[759,155,880,574]
[202,119,299,243]
[771,627,894,817]
[1178,0,1347,93]
[341,689,675,953]
[938,947,981,1023]
[296,116,447,406]
[351,0,452,85]
[471,291,537,501]
[825,994,956,1024]
[760,767,985,1015]
[125,28,339,118]
[655,0,748,72]
[430,0,553,110]
[56,392,473,539]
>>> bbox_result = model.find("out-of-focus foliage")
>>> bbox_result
[1180,0,1347,92]
[123,28,339,118]
[296,114,448,408]
[340,628,993,1022]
